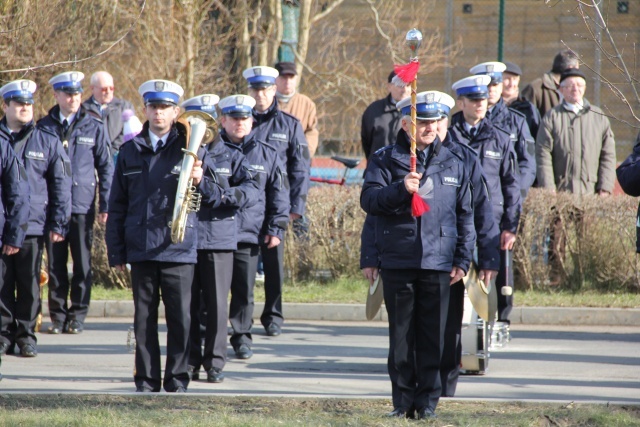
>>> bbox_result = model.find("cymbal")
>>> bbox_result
[463,264,498,322]
[365,274,384,321]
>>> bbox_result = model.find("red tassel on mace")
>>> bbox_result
[411,193,430,217]
[392,60,420,86]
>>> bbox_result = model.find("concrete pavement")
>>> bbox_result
[1,319,639,404]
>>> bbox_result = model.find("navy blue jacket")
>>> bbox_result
[360,130,475,273]
[227,130,290,245]
[360,132,501,272]
[488,98,536,194]
[106,122,223,265]
[509,96,541,143]
[37,105,113,214]
[616,133,640,252]
[449,113,521,234]
[196,136,259,251]
[0,119,71,237]
[252,98,310,217]
[0,138,30,248]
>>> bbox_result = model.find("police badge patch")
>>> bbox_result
[155,81,165,92]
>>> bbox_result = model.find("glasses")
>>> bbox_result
[99,86,115,93]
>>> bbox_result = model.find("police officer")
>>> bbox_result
[361,90,475,420]
[182,94,259,383]
[0,89,31,357]
[0,80,71,357]
[37,71,113,335]
[243,66,310,337]
[106,79,224,393]
[221,94,290,360]
[470,62,536,196]
[449,75,521,331]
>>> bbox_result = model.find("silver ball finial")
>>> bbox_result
[405,29,423,54]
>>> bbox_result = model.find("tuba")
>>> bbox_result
[169,110,218,243]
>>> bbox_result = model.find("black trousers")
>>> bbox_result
[189,250,233,371]
[46,212,95,323]
[381,268,450,413]
[440,279,465,397]
[229,243,260,349]
[259,238,285,328]
[131,261,193,392]
[496,248,514,323]
[0,236,44,348]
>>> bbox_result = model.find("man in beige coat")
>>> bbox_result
[536,68,616,196]
[275,62,319,157]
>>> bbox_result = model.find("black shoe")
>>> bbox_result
[174,386,187,393]
[0,342,9,355]
[417,407,437,420]
[187,365,200,381]
[135,385,154,393]
[227,326,234,336]
[206,367,224,383]
[265,323,281,337]
[235,344,253,359]
[20,344,37,358]
[386,407,415,419]
[48,321,66,335]
[67,319,83,334]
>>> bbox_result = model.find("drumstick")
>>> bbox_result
[502,249,513,296]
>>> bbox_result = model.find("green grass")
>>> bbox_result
[85,278,640,308]
[0,395,638,427]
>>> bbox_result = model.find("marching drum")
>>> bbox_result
[460,291,490,374]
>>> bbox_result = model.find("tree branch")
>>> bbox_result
[310,0,346,24]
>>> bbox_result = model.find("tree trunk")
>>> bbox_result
[297,0,312,79]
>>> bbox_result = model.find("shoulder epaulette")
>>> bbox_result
[34,123,58,139]
[507,107,526,119]
[493,124,511,137]
[373,144,394,157]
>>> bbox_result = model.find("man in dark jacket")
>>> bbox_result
[106,79,224,393]
[219,94,290,362]
[82,71,134,155]
[0,80,71,357]
[360,71,412,159]
[243,65,310,337]
[361,90,475,420]
[0,83,31,358]
[502,61,541,142]
[181,94,259,384]
[37,71,113,336]
[449,75,521,328]
[470,61,536,196]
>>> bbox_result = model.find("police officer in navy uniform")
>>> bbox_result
[106,79,224,393]
[0,80,71,357]
[361,90,475,420]
[243,66,310,337]
[181,94,259,383]
[221,94,290,360]
[37,71,113,335]
[470,62,536,197]
[449,75,522,331]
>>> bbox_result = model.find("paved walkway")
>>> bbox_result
[2,319,639,404]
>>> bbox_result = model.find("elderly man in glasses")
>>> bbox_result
[82,71,135,156]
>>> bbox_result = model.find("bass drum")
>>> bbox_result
[460,290,490,374]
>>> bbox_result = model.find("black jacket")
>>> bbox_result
[0,136,30,248]
[361,94,403,159]
[83,96,135,152]
[616,132,640,252]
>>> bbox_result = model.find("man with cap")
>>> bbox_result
[82,71,135,156]
[470,61,536,196]
[106,79,224,393]
[361,90,475,420]
[360,91,500,398]
[522,49,580,119]
[360,71,412,159]
[181,94,259,383]
[0,80,71,357]
[37,71,113,335]
[275,62,319,157]
[501,61,541,141]
[449,75,521,329]
[537,68,616,195]
[218,94,289,363]
[243,65,310,337]
[0,82,32,357]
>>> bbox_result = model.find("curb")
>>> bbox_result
[41,302,640,326]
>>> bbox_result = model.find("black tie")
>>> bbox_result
[486,109,492,119]
[470,127,477,139]
[62,119,69,135]
[156,139,164,152]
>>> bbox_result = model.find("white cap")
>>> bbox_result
[138,80,184,105]
[218,94,256,117]
[181,94,220,118]
[396,91,456,120]
[242,66,279,88]
[452,75,492,99]
[469,61,507,84]
[49,71,84,93]
[0,80,37,104]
